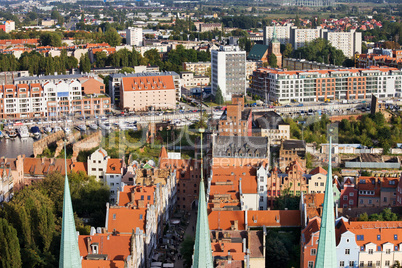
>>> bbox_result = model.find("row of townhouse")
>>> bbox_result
[250,66,402,103]
[78,167,177,267]
[0,75,110,119]
[301,217,402,268]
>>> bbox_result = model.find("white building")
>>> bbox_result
[105,159,124,204]
[211,46,246,101]
[290,27,324,50]
[324,30,362,58]
[4,20,15,33]
[126,27,143,47]
[263,25,292,45]
[87,148,109,180]
[0,165,13,203]
[180,72,209,89]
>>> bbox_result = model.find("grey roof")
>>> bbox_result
[109,71,179,78]
[220,108,252,121]
[282,140,306,150]
[214,136,268,158]
[255,111,286,129]
[14,74,85,82]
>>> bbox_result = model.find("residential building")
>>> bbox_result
[218,95,253,136]
[41,19,56,26]
[290,27,323,50]
[263,25,292,45]
[199,23,222,33]
[283,58,341,71]
[323,30,362,58]
[119,75,176,111]
[357,176,398,207]
[211,46,246,101]
[79,76,106,95]
[0,155,25,190]
[249,67,402,103]
[253,111,290,144]
[308,167,328,194]
[109,72,181,106]
[295,0,333,6]
[0,20,15,33]
[105,159,124,204]
[126,27,143,46]
[279,140,306,172]
[180,72,209,89]
[87,148,109,180]
[339,178,358,208]
[300,217,321,268]
[182,61,211,76]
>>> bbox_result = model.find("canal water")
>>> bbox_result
[0,137,36,158]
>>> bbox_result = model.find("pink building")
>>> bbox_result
[120,75,176,111]
[339,178,358,208]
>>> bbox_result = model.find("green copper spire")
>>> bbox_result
[272,24,279,43]
[192,128,213,268]
[59,142,81,268]
[315,137,337,268]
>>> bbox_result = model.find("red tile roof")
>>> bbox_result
[309,166,328,175]
[247,210,301,227]
[78,233,131,260]
[106,159,123,174]
[122,76,175,92]
[209,211,245,230]
[107,207,146,234]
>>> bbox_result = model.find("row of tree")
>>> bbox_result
[88,45,210,73]
[0,50,78,75]
[0,172,110,267]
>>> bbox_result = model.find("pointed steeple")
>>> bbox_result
[59,142,81,268]
[315,137,337,268]
[192,129,213,268]
[272,24,279,43]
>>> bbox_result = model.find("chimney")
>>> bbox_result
[86,237,91,254]
[228,251,232,264]
[233,220,238,231]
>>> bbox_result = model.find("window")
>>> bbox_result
[343,196,348,200]
[360,261,364,267]
[386,249,391,254]
[308,261,314,268]
[368,261,372,267]
[395,235,398,240]
[340,261,344,267]
[310,249,316,255]
[147,195,151,200]
[377,235,381,240]
[113,214,116,220]
[349,192,354,196]
[376,261,381,267]
[345,249,350,255]
[139,214,143,220]
[349,261,354,267]
[260,186,264,191]
[385,260,390,266]
[368,249,373,254]
[357,235,364,241]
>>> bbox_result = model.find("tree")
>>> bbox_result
[0,218,22,268]
[51,10,64,25]
[358,212,369,221]
[79,54,91,74]
[104,28,121,47]
[180,236,194,268]
[268,53,278,68]
[39,32,62,47]
[266,236,290,268]
[215,86,224,105]
[95,51,107,68]
[282,43,293,59]
[118,67,135,74]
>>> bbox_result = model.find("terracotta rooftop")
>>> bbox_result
[247,210,301,227]
[106,159,123,174]
[107,207,147,234]
[78,233,131,261]
[122,76,175,92]
[209,211,245,231]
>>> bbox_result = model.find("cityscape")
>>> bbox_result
[0,0,401,267]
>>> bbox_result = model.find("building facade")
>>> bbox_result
[182,61,211,76]
[263,25,292,45]
[218,95,252,137]
[126,27,143,46]
[211,46,246,101]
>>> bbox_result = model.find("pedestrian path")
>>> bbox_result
[174,209,197,268]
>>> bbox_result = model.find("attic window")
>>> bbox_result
[112,167,115,171]
[139,214,143,220]
[395,235,398,240]
[113,214,116,220]
[141,195,144,200]
[91,243,99,254]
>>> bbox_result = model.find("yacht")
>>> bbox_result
[126,123,138,130]
[63,127,71,134]
[89,123,98,130]
[18,126,30,138]
[8,129,18,139]
[100,123,111,130]
[45,126,52,133]
[75,125,87,131]
[30,126,41,138]
[54,126,62,132]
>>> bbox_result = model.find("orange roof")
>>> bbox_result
[338,218,402,248]
[107,207,146,234]
[240,176,257,194]
[117,185,155,207]
[0,39,38,45]
[81,260,125,268]
[209,211,245,230]
[303,193,325,219]
[78,233,131,260]
[24,157,72,176]
[302,217,321,246]
[71,162,87,173]
[247,210,301,227]
[106,159,123,174]
[91,47,116,54]
[309,166,327,175]
[122,76,175,92]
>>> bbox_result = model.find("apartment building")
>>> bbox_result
[250,67,402,103]
[291,27,323,50]
[263,25,292,45]
[283,58,341,71]
[211,46,246,101]
[109,72,181,106]
[119,74,176,111]
[199,23,222,33]
[218,95,252,137]
[323,30,362,58]
[301,217,402,268]
[279,140,306,171]
[0,80,111,119]
[0,20,15,33]
[180,72,209,89]
[126,27,143,46]
[253,111,290,144]
[182,61,211,76]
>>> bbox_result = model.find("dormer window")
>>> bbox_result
[91,243,99,254]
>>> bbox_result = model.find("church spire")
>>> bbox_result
[59,141,81,268]
[272,24,279,43]
[192,128,213,268]
[315,137,337,268]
